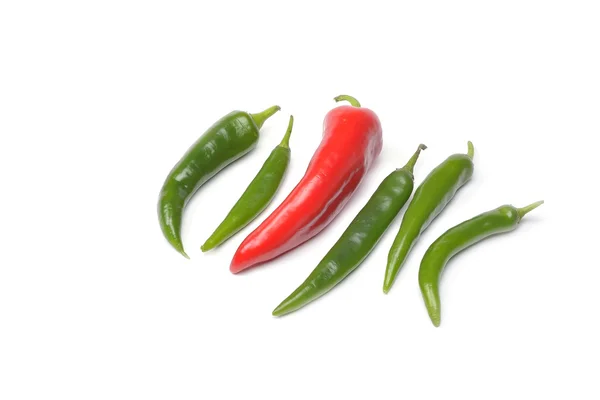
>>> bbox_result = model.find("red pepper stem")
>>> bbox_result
[401,144,427,174]
[278,116,294,149]
[250,105,281,130]
[334,95,361,107]
[467,141,475,159]
[517,200,544,220]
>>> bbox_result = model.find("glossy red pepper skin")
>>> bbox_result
[230,95,383,274]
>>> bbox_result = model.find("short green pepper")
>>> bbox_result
[419,201,544,326]
[201,116,294,252]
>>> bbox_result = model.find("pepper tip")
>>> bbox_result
[229,262,243,274]
[180,249,190,259]
[200,238,216,252]
[272,303,290,317]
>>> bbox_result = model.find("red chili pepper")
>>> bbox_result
[230,95,383,274]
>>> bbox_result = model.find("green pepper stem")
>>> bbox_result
[334,95,361,107]
[517,200,544,219]
[278,116,294,149]
[467,141,475,159]
[250,105,281,130]
[401,144,427,173]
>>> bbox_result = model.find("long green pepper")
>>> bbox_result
[419,200,544,326]
[202,116,295,252]
[384,142,475,293]
[273,144,427,316]
[158,105,280,258]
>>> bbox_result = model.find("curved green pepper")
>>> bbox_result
[419,201,544,326]
[158,105,280,258]
[273,144,426,316]
[384,142,475,293]
[201,116,294,252]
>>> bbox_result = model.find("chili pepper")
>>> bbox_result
[383,142,475,293]
[158,105,280,258]
[273,144,427,316]
[419,201,544,327]
[230,95,383,273]
[201,116,295,252]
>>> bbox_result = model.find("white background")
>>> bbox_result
[1,1,599,399]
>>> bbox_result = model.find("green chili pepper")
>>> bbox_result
[419,200,544,327]
[272,144,427,317]
[158,105,281,258]
[383,142,475,293]
[201,116,295,252]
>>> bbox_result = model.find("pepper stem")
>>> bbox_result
[334,95,361,107]
[467,141,475,159]
[250,105,281,130]
[278,116,294,149]
[517,200,544,220]
[401,144,427,173]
